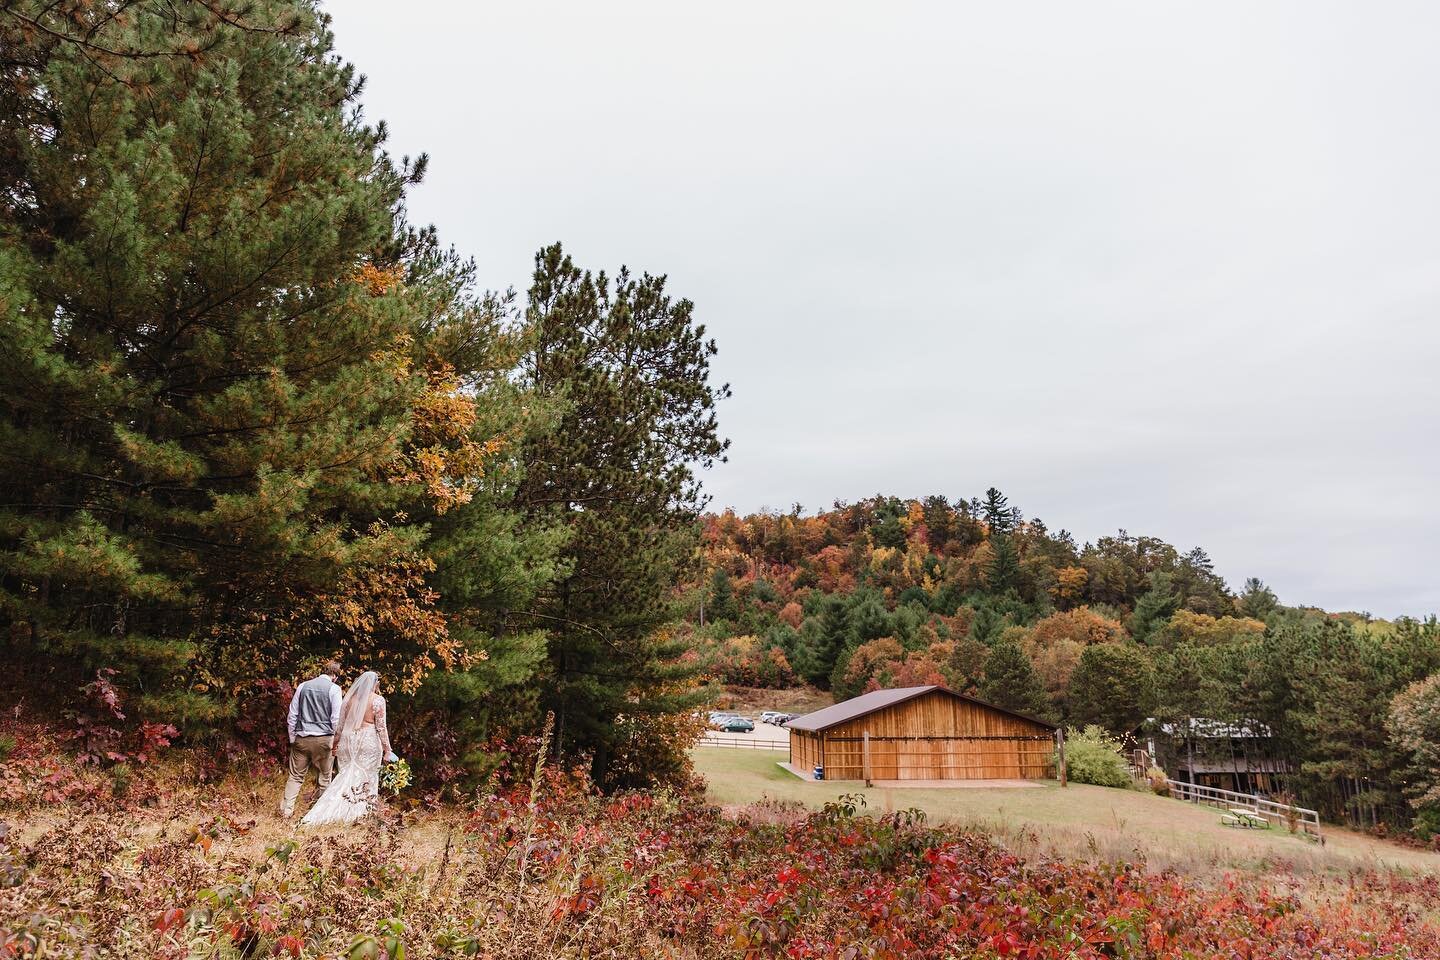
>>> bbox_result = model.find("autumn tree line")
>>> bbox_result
[0,1,726,789]
[690,493,1440,835]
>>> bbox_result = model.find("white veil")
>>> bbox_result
[337,671,378,736]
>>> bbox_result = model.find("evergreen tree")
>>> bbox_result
[871,497,907,549]
[708,568,739,622]
[1151,642,1230,783]
[979,640,1051,719]
[1173,546,1231,615]
[795,594,853,688]
[514,244,729,787]
[1129,571,1181,643]
[1237,577,1280,620]
[1068,643,1155,733]
[967,603,1009,645]
[848,589,894,644]
[921,494,958,551]
[0,0,513,722]
[980,487,1019,535]
[1281,618,1439,827]
[980,487,1022,593]
[986,533,1023,595]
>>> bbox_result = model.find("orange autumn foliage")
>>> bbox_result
[389,363,506,514]
[1050,565,1089,607]
[356,261,404,295]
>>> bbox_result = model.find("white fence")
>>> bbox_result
[1167,778,1322,842]
[698,733,788,750]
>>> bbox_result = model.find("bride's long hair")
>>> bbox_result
[337,671,379,735]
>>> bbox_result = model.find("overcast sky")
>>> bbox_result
[332,1,1440,618]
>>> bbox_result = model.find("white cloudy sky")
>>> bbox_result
[332,1,1440,617]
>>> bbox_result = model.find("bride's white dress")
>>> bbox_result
[302,695,392,827]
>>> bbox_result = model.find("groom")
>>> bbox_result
[281,661,343,817]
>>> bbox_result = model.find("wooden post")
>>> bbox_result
[1056,728,1067,788]
[863,730,872,788]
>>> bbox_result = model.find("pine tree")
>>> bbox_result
[795,594,854,688]
[979,640,1051,719]
[980,487,1019,535]
[986,534,1023,595]
[0,0,509,722]
[979,487,1022,593]
[967,605,1008,645]
[1130,571,1181,643]
[1237,577,1280,620]
[708,569,739,622]
[1068,643,1156,733]
[514,244,729,787]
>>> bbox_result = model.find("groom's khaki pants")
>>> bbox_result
[281,735,334,817]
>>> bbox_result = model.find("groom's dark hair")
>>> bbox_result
[323,661,342,678]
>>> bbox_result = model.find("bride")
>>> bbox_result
[301,671,397,827]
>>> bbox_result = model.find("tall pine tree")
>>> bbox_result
[515,244,729,787]
[981,487,1022,594]
[0,1,527,724]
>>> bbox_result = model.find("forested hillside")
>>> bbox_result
[686,492,1440,834]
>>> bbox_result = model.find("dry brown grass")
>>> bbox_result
[694,746,1440,877]
[712,685,833,716]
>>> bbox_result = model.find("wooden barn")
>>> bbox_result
[788,685,1057,781]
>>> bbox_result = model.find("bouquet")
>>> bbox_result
[380,757,412,796]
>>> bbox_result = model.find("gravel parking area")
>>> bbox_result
[699,720,790,748]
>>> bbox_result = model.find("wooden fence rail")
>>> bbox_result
[697,734,788,750]
[1167,778,1323,842]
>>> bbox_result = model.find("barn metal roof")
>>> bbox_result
[786,685,1057,733]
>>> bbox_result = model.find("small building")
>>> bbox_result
[1148,718,1285,795]
[788,685,1057,781]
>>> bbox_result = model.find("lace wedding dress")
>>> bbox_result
[302,673,394,827]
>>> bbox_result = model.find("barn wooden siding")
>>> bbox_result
[789,689,1054,781]
[791,730,821,775]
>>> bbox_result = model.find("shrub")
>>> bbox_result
[108,763,133,799]
[10,764,1440,958]
[1059,725,1133,788]
[0,734,14,763]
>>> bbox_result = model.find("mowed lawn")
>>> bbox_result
[692,747,1440,876]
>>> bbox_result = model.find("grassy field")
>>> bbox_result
[693,747,1440,876]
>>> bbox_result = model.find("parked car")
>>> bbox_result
[708,711,737,730]
[759,711,786,725]
[721,716,755,732]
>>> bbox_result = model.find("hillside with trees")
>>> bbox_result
[686,493,1440,834]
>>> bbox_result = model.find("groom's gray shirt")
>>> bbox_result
[287,674,343,742]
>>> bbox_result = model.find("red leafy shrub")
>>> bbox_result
[68,670,177,768]
[1,773,1437,958]
[230,678,295,770]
